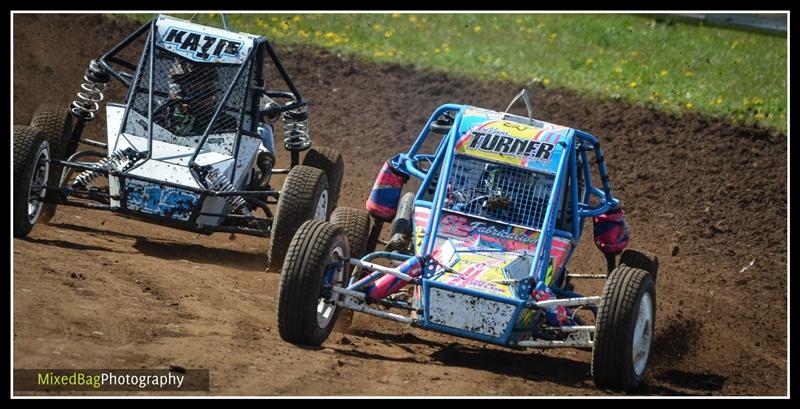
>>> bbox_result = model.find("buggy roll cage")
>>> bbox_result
[346,104,621,299]
[49,15,312,237]
[91,15,308,174]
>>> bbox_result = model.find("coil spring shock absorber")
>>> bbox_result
[205,168,249,214]
[71,150,132,190]
[71,60,110,121]
[282,104,311,152]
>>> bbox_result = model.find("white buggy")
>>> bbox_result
[14,15,343,268]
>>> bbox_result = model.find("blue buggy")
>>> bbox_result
[275,92,659,391]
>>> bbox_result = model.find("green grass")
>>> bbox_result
[127,13,787,132]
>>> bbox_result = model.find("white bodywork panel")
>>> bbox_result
[155,15,258,65]
[428,287,516,338]
[105,104,262,227]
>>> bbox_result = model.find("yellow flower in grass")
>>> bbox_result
[474,26,481,32]
[543,78,551,85]
[292,16,300,22]
[548,33,557,40]
[409,15,417,23]
[714,97,723,105]
[384,30,393,38]
[585,58,594,66]
[659,69,668,77]
[686,102,694,109]
[628,81,637,88]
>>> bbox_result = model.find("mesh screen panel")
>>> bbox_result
[446,155,555,229]
[124,45,252,143]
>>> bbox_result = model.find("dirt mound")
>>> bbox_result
[12,14,787,396]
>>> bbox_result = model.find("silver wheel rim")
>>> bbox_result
[27,143,50,224]
[314,189,328,220]
[632,292,653,377]
[316,246,344,329]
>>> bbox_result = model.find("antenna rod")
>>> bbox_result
[504,89,534,122]
[222,14,230,30]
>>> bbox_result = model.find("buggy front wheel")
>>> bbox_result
[302,146,344,215]
[29,105,72,223]
[277,220,350,346]
[591,266,656,391]
[267,165,329,271]
[13,126,51,238]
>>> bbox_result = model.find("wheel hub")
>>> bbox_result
[316,246,344,329]
[314,189,328,220]
[27,145,50,224]
[632,292,653,377]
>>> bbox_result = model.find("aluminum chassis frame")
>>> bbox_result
[333,104,621,348]
[43,17,310,237]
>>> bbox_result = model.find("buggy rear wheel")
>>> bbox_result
[591,266,656,391]
[329,207,371,259]
[14,126,51,238]
[329,207,372,332]
[268,165,329,271]
[302,146,344,215]
[277,220,350,346]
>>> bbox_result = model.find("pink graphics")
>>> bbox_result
[413,207,572,297]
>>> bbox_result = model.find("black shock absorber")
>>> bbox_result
[68,60,111,156]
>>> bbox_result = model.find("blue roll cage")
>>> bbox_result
[348,104,620,299]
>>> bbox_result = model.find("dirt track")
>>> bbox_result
[12,14,787,396]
